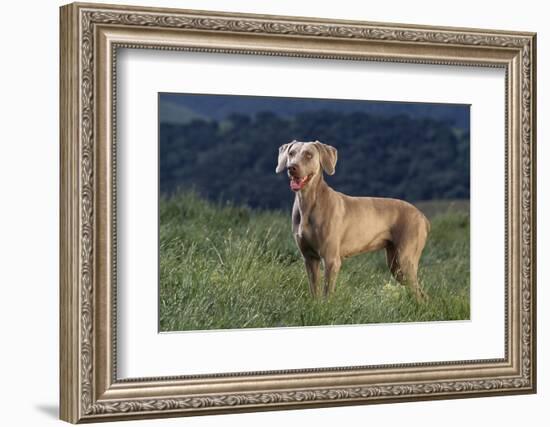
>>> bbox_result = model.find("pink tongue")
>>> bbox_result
[290,176,307,191]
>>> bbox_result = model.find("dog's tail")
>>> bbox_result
[423,213,431,235]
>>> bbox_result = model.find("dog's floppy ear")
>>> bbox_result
[313,141,337,175]
[275,141,296,173]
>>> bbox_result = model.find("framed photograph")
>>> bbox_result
[60,2,537,423]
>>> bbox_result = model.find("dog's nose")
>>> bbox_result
[288,164,298,174]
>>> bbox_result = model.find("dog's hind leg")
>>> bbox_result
[399,255,428,303]
[387,242,428,303]
[385,242,403,282]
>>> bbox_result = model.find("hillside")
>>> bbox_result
[160,110,470,210]
[159,192,470,331]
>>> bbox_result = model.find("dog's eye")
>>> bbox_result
[305,151,313,159]
[289,151,296,157]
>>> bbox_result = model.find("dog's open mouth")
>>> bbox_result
[289,174,311,191]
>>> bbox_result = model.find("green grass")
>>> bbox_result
[159,191,470,331]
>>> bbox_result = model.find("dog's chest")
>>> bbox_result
[292,208,322,255]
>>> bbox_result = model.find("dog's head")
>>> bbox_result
[275,140,338,192]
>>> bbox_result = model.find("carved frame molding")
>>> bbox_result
[60,2,536,423]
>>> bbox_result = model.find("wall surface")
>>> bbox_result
[0,0,546,426]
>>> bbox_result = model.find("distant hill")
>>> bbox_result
[159,99,208,125]
[159,92,470,131]
[160,109,470,211]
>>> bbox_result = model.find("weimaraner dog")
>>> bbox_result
[276,140,430,301]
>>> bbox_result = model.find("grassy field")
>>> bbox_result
[159,192,470,331]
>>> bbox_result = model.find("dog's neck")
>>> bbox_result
[295,172,329,222]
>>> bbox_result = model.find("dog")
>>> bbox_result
[276,140,430,301]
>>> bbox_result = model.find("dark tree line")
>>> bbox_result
[160,110,469,211]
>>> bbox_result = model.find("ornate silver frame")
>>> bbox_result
[60,2,537,423]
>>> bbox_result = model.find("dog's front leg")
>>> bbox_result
[322,254,342,298]
[304,256,321,297]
